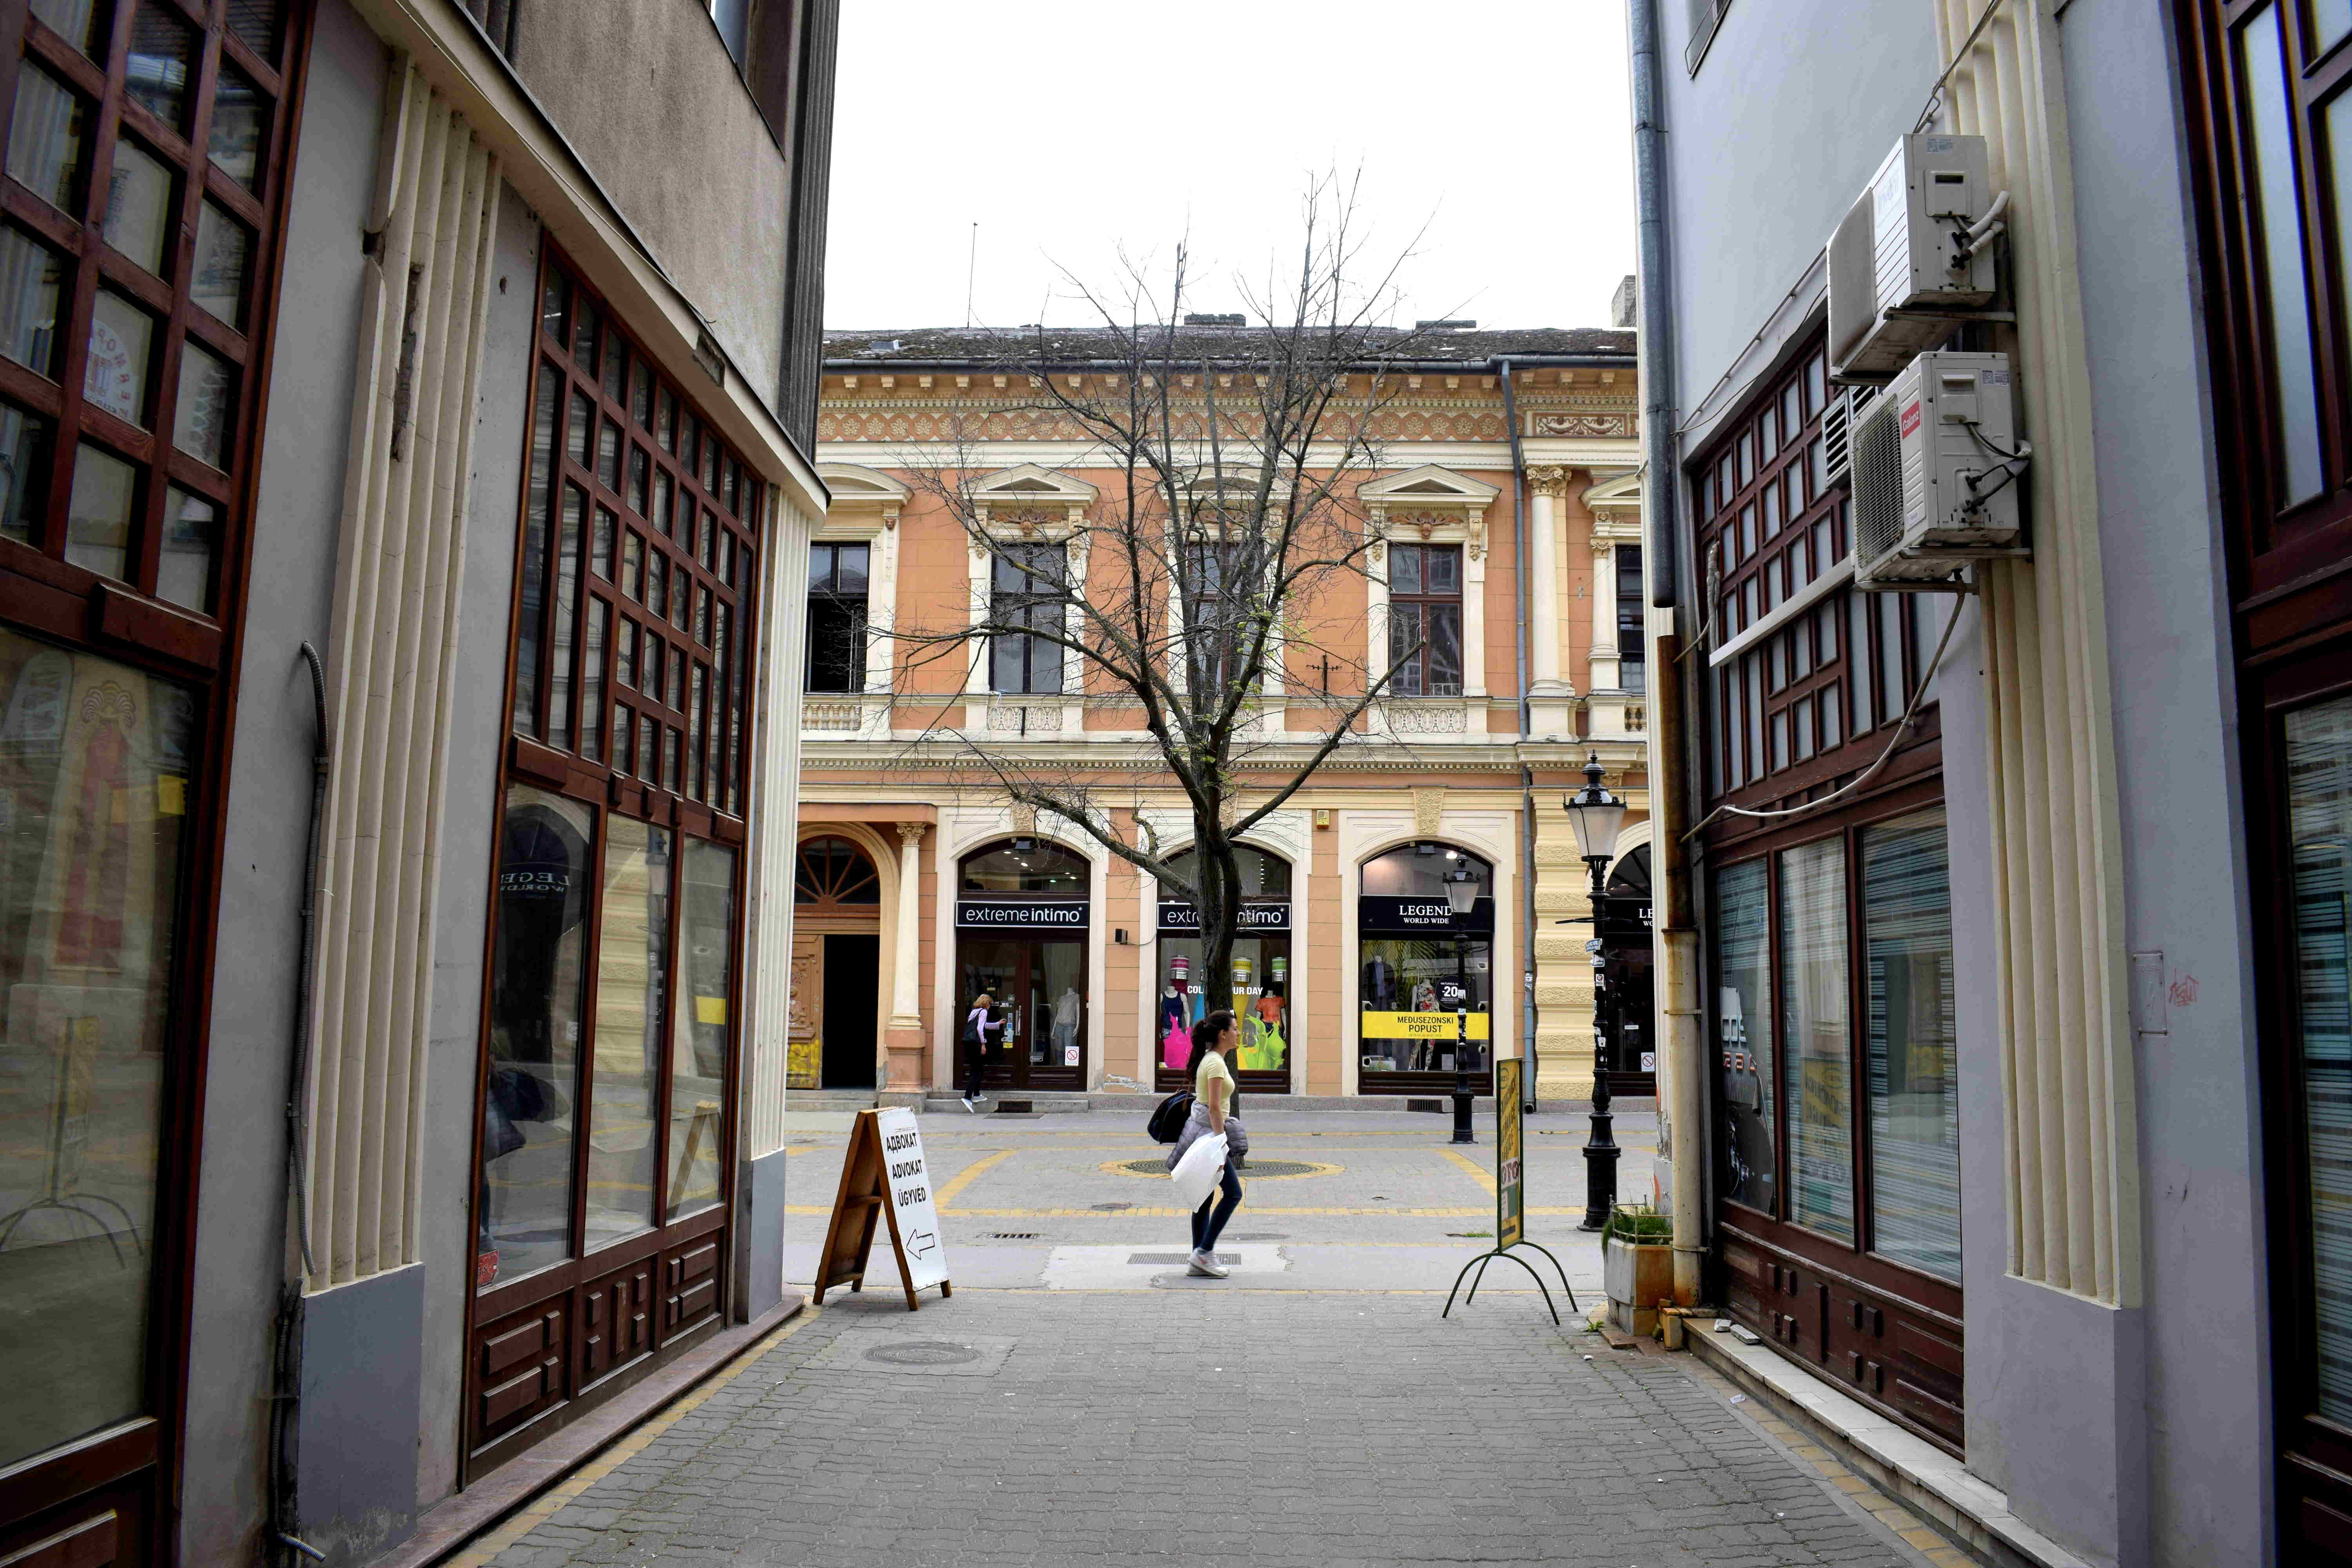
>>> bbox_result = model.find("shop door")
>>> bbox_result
[960,939,1085,1092]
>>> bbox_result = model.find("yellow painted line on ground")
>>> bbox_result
[446,1306,825,1567]
[931,1147,1014,1207]
[1439,1146,1498,1196]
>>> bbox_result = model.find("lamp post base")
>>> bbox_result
[1578,1139,1620,1230]
[1451,1079,1475,1144]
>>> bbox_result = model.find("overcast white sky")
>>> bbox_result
[823,2,1635,334]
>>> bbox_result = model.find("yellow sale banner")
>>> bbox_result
[1360,1010,1491,1040]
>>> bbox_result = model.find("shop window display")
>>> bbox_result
[1154,846,1293,1087]
[1357,842,1494,1090]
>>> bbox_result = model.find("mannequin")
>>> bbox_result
[1052,985,1082,1063]
[1161,955,1192,1072]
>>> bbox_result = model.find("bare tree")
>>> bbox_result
[889,181,1437,1005]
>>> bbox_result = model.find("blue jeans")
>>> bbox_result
[1191,1158,1242,1252]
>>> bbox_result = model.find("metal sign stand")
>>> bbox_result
[1443,1058,1575,1324]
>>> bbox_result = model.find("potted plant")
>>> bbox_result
[1601,1202,1675,1336]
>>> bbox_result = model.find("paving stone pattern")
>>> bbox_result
[471,1112,1939,1568]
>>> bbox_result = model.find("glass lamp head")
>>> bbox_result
[1563,751,1627,864]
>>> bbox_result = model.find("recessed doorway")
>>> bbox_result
[822,934,879,1088]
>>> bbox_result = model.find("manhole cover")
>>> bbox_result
[864,1341,983,1367]
[1117,1158,1321,1178]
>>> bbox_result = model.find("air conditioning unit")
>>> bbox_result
[1828,134,2004,383]
[1851,350,2026,590]
[1820,384,1881,491]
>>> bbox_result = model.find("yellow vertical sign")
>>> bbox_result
[1496,1058,1524,1248]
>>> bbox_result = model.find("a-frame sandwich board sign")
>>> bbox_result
[813,1107,952,1310]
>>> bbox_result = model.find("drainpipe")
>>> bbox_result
[1499,361,1539,1114]
[1629,0,1704,1306]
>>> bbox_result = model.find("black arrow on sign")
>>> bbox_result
[906,1229,938,1258]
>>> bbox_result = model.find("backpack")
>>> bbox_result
[1147,1089,1194,1144]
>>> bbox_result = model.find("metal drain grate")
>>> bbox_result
[1091,1201,1131,1211]
[991,1232,1038,1240]
[1118,1158,1319,1178]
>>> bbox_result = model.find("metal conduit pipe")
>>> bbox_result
[1498,360,1540,1114]
[1629,0,1706,1303]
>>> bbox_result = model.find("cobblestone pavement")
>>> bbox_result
[464,1111,1942,1568]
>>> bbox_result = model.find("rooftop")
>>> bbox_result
[822,324,1635,370]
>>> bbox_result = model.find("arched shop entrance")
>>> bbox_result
[1598,843,1656,1097]
[791,835,882,1091]
[1357,842,1495,1094]
[956,838,1090,1091]
[1153,845,1295,1094]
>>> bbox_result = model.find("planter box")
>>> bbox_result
[1604,1235,1674,1336]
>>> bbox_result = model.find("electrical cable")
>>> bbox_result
[1680,593,1967,841]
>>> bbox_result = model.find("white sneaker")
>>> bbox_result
[960,1096,976,1112]
[1188,1250,1229,1278]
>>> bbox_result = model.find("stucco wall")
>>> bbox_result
[1661,2,1940,418]
[180,4,387,1558]
[513,4,790,406]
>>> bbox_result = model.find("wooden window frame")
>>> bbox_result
[0,0,314,1559]
[1386,541,1464,698]
[988,539,1063,695]
[1690,336,1937,822]
[463,243,765,1479]
[510,245,761,830]
[802,538,866,695]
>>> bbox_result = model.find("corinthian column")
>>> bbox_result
[1525,466,1573,737]
[884,822,928,1093]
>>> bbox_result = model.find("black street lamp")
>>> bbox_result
[1444,863,1479,1145]
[1563,752,1626,1231]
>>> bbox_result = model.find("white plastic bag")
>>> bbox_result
[1169,1131,1230,1210]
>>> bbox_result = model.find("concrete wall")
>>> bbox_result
[178,4,387,1559]
[1660,1,1939,419]
[412,187,542,1511]
[513,3,790,405]
[2060,0,2271,1560]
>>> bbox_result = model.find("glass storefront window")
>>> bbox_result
[480,786,592,1286]
[1864,810,1959,1280]
[584,817,667,1249]
[2288,695,2352,1423]
[1358,842,1493,1081]
[1714,858,1775,1212]
[1156,846,1293,1078]
[0,629,192,1467]
[1781,838,1854,1241]
[668,840,734,1219]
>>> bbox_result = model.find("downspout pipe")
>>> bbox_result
[1629,0,1706,1307]
[1500,361,1539,1114]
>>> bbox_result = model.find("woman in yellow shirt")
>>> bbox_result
[1171,1012,1243,1277]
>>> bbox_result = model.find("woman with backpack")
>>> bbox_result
[1167,1010,1245,1276]
[959,991,1000,1112]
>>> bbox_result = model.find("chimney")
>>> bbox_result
[1611,275,1637,330]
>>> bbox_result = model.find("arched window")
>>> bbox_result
[1359,840,1494,898]
[1155,844,1293,900]
[1152,844,1297,1089]
[1606,842,1652,900]
[959,838,1089,893]
[795,835,879,909]
[1357,841,1495,1092]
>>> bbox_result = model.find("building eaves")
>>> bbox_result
[822,325,1636,372]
